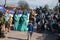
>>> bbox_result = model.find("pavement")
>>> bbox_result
[0,31,58,40]
[0,23,58,40]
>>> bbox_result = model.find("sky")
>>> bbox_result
[0,0,58,9]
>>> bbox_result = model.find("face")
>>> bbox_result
[29,20,33,23]
[15,8,18,12]
[6,10,9,13]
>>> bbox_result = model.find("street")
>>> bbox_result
[0,31,58,40]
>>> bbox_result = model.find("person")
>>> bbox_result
[18,9,28,31]
[29,10,35,26]
[1,16,5,33]
[5,10,9,33]
[27,19,34,40]
[7,15,12,32]
[17,9,23,31]
[0,11,5,38]
[14,9,20,31]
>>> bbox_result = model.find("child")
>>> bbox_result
[27,19,34,40]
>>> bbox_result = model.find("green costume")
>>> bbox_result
[14,11,20,31]
[18,10,28,31]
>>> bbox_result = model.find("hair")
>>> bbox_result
[29,20,33,23]
[29,10,35,19]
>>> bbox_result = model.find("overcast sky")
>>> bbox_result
[0,0,58,9]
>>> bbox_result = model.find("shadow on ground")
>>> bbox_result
[8,37,27,40]
[36,33,58,40]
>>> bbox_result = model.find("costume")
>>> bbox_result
[18,10,28,31]
[14,11,20,31]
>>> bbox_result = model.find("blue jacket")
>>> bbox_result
[28,24,34,32]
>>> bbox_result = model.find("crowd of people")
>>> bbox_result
[0,8,35,40]
[36,7,60,33]
[0,6,60,40]
[0,9,14,38]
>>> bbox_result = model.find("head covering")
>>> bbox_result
[14,11,18,15]
[18,10,23,14]
[22,9,28,16]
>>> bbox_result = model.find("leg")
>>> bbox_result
[1,25,5,32]
[5,22,8,33]
[0,26,5,38]
[30,32,33,40]
[0,28,2,38]
[27,32,30,40]
[8,24,10,32]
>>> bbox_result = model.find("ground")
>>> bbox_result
[0,31,58,40]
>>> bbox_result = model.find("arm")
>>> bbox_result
[14,15,18,21]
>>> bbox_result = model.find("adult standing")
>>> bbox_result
[29,10,35,25]
[17,10,23,31]
[5,10,9,33]
[0,11,5,38]
[13,9,20,31]
[7,15,13,32]
[19,9,28,31]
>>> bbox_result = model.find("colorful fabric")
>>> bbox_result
[27,24,34,32]
[18,10,28,31]
[5,13,9,21]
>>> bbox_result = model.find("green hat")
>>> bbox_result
[23,9,28,15]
